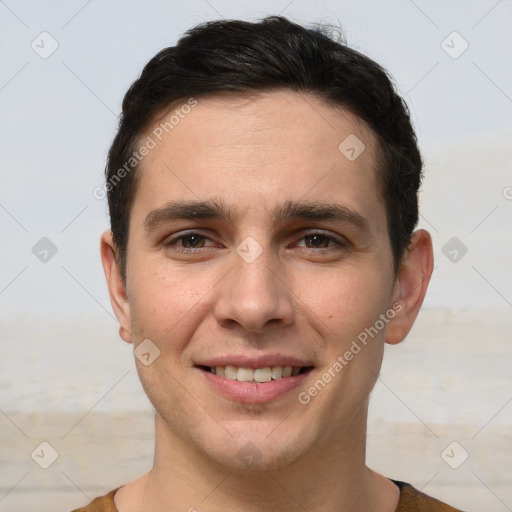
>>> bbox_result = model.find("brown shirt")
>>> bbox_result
[71,480,464,511]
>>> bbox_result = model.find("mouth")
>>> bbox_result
[195,364,315,403]
[196,364,314,382]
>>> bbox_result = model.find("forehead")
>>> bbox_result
[133,90,385,231]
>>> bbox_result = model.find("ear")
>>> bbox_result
[100,231,132,344]
[385,229,434,345]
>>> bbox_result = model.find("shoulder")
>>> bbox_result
[69,488,119,512]
[394,480,465,512]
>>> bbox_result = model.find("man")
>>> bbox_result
[73,16,463,512]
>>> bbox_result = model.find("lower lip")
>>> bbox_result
[199,368,312,403]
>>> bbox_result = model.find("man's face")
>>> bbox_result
[121,90,400,469]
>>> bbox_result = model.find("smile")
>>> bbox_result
[195,364,314,403]
[200,365,312,383]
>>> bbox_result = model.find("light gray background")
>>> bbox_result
[0,1,511,511]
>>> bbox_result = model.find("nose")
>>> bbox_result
[213,245,294,334]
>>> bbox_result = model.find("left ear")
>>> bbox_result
[385,229,434,345]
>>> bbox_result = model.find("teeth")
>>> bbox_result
[253,367,272,382]
[236,367,254,382]
[210,365,302,382]
[271,366,283,379]
[224,365,237,380]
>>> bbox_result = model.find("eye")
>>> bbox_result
[164,232,214,250]
[295,232,347,250]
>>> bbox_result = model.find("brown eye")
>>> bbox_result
[294,231,349,252]
[180,234,206,248]
[164,232,212,250]
[303,234,334,248]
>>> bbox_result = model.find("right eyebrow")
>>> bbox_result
[144,200,232,232]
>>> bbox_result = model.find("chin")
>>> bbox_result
[151,390,321,472]
[200,422,315,472]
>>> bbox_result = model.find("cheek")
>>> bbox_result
[293,268,390,426]
[300,265,393,345]
[127,262,210,344]
[127,266,211,411]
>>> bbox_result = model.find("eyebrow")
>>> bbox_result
[144,200,233,231]
[272,201,370,233]
[144,199,370,234]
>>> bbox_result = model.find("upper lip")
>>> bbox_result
[195,354,315,369]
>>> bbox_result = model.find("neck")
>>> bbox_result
[117,402,399,512]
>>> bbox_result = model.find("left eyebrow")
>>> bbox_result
[271,200,371,235]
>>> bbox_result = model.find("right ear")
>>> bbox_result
[100,231,132,344]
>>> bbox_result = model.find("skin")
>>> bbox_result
[101,90,433,512]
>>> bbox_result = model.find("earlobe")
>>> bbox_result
[100,231,133,344]
[385,229,434,345]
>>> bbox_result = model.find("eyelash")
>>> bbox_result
[163,230,348,252]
